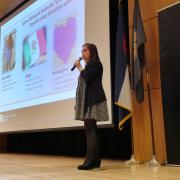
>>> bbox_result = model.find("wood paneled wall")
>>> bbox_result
[128,0,179,163]
[0,0,24,19]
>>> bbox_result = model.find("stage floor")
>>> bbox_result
[0,154,179,180]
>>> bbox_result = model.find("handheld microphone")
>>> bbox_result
[71,57,83,71]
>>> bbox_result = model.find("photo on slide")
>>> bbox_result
[2,30,16,73]
[53,16,77,68]
[22,27,47,71]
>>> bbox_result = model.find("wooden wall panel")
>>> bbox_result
[128,0,179,163]
[132,91,152,161]
[0,0,24,18]
[151,89,166,162]
[128,0,179,27]
[144,18,161,89]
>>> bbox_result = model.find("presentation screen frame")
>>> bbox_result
[0,0,113,133]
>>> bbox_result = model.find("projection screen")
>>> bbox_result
[0,0,112,132]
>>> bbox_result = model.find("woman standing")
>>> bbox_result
[74,43,109,170]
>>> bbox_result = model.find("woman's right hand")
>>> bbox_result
[74,60,81,67]
[74,60,84,72]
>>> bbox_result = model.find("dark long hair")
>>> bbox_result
[82,43,100,63]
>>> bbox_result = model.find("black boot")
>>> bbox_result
[77,158,101,170]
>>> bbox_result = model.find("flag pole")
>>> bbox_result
[125,116,141,165]
[145,71,160,166]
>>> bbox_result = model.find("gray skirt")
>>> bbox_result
[75,76,109,121]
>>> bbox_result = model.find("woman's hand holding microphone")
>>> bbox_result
[74,59,83,72]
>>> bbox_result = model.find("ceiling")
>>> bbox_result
[0,0,25,19]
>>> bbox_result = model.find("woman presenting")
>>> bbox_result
[74,43,109,170]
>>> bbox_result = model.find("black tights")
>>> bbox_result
[84,119,99,162]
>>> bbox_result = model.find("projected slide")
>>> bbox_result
[0,0,85,112]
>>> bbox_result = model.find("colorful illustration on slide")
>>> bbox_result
[22,27,47,70]
[2,30,16,73]
[53,16,77,67]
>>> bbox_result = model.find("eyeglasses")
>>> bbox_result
[81,49,88,53]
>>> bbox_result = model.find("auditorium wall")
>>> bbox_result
[128,0,179,163]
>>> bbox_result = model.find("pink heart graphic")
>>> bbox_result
[54,17,76,64]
